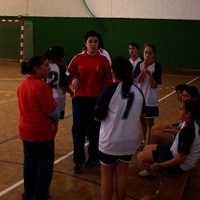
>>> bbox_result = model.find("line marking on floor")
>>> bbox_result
[0,98,17,104]
[0,135,18,144]
[159,76,199,102]
[0,76,199,197]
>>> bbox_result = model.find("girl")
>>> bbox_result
[128,42,142,78]
[45,46,73,119]
[94,56,146,200]
[17,55,60,200]
[137,99,200,175]
[134,43,162,148]
[67,30,113,172]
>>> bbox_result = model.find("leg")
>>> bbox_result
[34,141,54,200]
[150,129,174,145]
[86,98,100,165]
[137,144,157,170]
[101,164,115,200]
[22,141,37,200]
[151,123,171,132]
[145,118,154,145]
[87,118,100,165]
[140,116,147,142]
[115,161,129,200]
[72,98,87,167]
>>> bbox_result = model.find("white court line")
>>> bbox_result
[159,76,199,102]
[0,141,88,197]
[0,76,199,197]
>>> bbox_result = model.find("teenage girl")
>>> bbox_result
[134,43,162,147]
[94,56,146,200]
[128,42,142,78]
[67,30,113,172]
[150,84,199,145]
[137,99,200,175]
[45,46,73,119]
[17,55,60,200]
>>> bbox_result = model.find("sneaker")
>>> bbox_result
[73,164,85,172]
[136,141,146,151]
[138,169,150,177]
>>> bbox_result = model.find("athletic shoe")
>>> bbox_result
[73,164,85,172]
[138,169,150,177]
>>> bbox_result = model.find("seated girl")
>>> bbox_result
[137,99,200,177]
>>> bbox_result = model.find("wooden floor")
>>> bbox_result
[0,60,199,200]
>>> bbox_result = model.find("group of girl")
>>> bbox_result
[17,31,200,200]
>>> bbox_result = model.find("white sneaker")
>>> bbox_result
[138,169,150,177]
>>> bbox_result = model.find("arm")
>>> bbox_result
[146,70,158,88]
[151,153,187,170]
[67,56,80,91]
[136,62,146,83]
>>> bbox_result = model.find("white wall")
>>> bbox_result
[0,0,200,20]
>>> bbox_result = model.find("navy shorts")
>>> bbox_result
[99,151,132,166]
[145,106,159,118]
[152,144,183,173]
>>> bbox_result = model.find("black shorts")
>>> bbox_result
[145,106,159,119]
[152,144,183,173]
[99,151,132,166]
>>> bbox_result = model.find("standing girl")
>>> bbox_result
[128,42,142,78]
[17,55,60,200]
[45,46,73,119]
[134,43,162,148]
[94,56,146,200]
[67,30,113,172]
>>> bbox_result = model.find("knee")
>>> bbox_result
[137,151,145,163]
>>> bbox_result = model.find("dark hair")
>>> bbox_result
[184,85,199,99]
[175,84,187,92]
[184,99,200,121]
[129,42,139,50]
[111,56,133,97]
[44,46,65,61]
[83,30,99,44]
[21,55,47,75]
[144,43,156,54]
[82,30,100,51]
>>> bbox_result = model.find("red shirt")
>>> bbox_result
[68,51,113,97]
[17,76,57,141]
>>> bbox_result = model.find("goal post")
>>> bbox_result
[0,18,32,63]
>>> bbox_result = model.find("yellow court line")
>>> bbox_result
[0,98,17,104]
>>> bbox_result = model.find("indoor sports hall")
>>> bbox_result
[0,1,200,200]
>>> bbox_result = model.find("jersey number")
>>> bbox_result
[121,92,134,119]
[48,71,59,89]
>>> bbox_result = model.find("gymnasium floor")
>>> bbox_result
[0,60,199,200]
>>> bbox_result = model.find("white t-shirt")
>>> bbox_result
[46,63,66,111]
[136,62,159,106]
[95,82,145,155]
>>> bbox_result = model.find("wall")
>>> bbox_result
[0,1,200,68]
[0,22,20,60]
[0,0,200,20]
[0,16,200,69]
[24,17,200,68]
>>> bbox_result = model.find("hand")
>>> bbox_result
[71,79,80,90]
